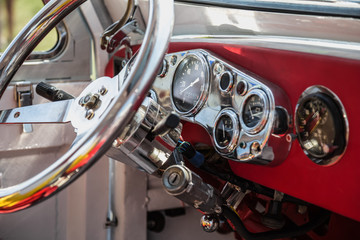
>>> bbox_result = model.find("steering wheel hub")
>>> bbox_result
[70,76,120,134]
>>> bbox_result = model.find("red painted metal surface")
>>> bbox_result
[168,42,360,223]
[105,42,360,223]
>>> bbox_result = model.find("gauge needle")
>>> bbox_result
[308,112,320,134]
[248,105,254,119]
[222,123,226,139]
[180,77,200,94]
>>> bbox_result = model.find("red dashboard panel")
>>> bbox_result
[168,42,360,222]
[106,42,360,222]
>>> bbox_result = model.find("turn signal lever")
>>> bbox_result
[147,113,180,141]
[36,81,74,101]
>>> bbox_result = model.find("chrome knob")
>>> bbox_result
[200,214,219,233]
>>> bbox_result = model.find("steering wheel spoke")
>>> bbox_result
[0,99,73,124]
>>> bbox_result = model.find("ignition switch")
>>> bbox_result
[162,165,223,214]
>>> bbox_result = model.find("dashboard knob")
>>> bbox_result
[200,214,219,233]
[36,81,74,102]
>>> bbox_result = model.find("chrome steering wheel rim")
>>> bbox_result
[0,0,174,213]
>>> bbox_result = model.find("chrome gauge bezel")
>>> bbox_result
[170,53,210,116]
[213,109,240,154]
[295,85,349,166]
[219,71,234,93]
[240,89,270,134]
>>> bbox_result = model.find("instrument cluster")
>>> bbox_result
[151,49,292,165]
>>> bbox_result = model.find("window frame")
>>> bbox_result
[176,0,360,19]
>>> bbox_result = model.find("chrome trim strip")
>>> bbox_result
[0,0,174,212]
[169,2,360,60]
[171,35,360,60]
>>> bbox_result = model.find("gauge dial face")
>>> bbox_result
[172,54,208,114]
[215,115,234,148]
[242,92,267,133]
[213,109,240,153]
[296,93,346,162]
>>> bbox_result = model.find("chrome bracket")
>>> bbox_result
[14,81,34,133]
[101,5,146,53]
[273,190,284,202]
[221,182,250,210]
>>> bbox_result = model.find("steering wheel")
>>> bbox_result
[0,0,173,213]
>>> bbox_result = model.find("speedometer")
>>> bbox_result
[171,54,209,115]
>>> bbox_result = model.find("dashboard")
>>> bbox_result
[150,49,292,165]
[147,48,348,168]
[110,42,359,222]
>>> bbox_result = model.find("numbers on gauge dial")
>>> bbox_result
[215,115,234,148]
[172,55,207,114]
[242,94,265,128]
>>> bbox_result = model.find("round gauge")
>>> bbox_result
[219,71,233,93]
[295,90,347,165]
[213,109,240,153]
[171,54,209,115]
[215,115,234,148]
[241,89,269,134]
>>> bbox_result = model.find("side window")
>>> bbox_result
[0,0,58,53]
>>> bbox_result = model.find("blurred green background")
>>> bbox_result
[0,0,57,52]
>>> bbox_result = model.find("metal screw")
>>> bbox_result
[298,205,308,215]
[79,97,84,106]
[85,109,95,120]
[99,86,108,96]
[213,62,224,75]
[168,172,181,186]
[214,205,222,214]
[286,133,296,143]
[250,142,261,155]
[170,55,177,66]
[83,94,91,104]
[121,60,128,68]
[81,93,100,110]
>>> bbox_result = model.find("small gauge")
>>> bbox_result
[241,89,269,134]
[295,89,347,165]
[213,109,240,153]
[171,54,209,115]
[219,71,233,93]
[215,115,234,147]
